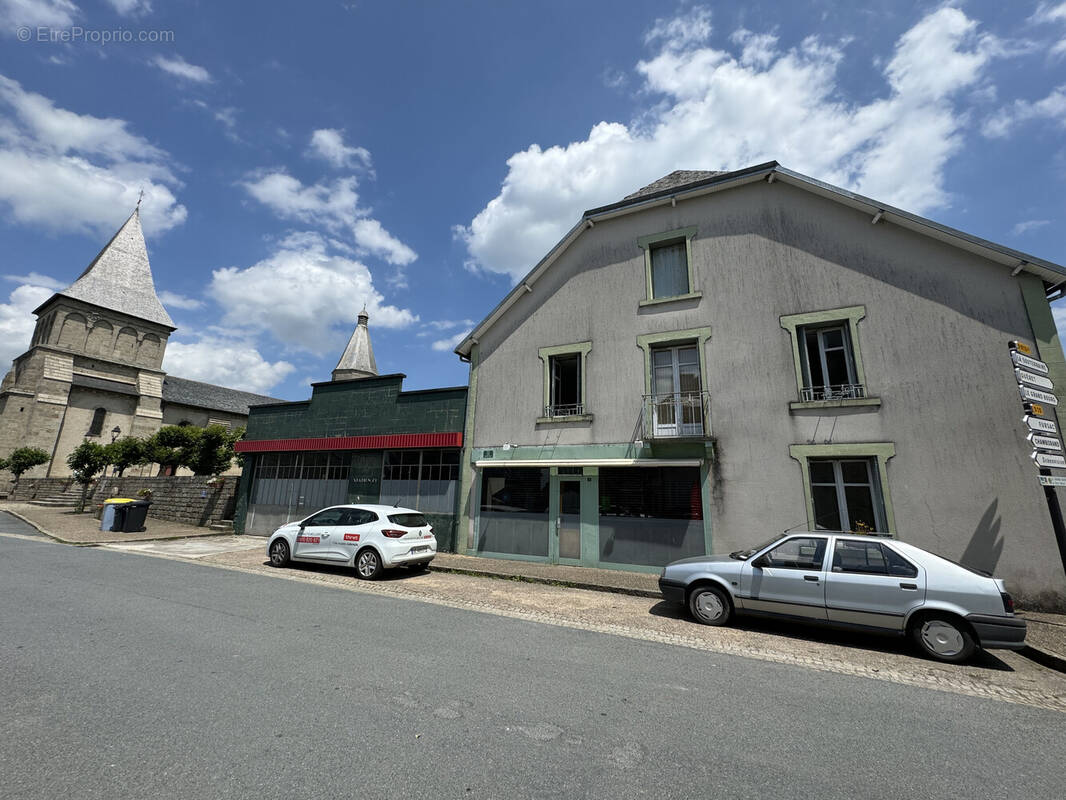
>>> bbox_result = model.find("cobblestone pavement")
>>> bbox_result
[0,502,228,544]
[111,540,1066,715]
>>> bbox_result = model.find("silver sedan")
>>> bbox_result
[658,532,1026,663]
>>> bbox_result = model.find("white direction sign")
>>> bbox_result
[1025,415,1059,434]
[1033,452,1066,469]
[1029,433,1064,452]
[1039,475,1066,487]
[1011,350,1050,375]
[1016,368,1055,390]
[1020,385,1059,406]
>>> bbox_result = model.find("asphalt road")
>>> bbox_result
[1,535,1063,800]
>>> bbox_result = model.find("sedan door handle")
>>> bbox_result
[803,575,819,582]
[899,582,917,590]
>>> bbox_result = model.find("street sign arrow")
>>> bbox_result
[1016,368,1055,390]
[1033,452,1066,469]
[1012,350,1050,375]
[1029,433,1064,451]
[1020,385,1059,406]
[1025,415,1059,434]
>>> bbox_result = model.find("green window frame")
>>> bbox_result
[780,306,880,410]
[537,341,593,423]
[637,227,702,306]
[636,327,712,397]
[789,443,896,535]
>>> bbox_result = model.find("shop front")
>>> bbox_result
[472,459,711,571]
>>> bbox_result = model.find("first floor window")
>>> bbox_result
[549,353,582,416]
[799,323,860,400]
[808,458,886,533]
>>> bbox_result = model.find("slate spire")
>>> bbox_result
[44,206,175,328]
[331,306,378,381]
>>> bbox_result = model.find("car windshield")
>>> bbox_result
[730,533,788,560]
[388,512,427,528]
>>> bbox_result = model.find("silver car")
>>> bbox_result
[659,532,1026,663]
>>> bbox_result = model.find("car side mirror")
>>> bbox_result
[751,555,769,569]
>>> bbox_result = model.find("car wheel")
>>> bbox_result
[912,615,976,663]
[269,539,290,568]
[356,548,383,580]
[688,585,731,626]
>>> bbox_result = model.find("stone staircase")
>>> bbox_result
[26,485,86,507]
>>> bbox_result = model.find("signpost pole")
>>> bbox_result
[1040,467,1066,575]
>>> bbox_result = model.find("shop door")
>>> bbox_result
[554,479,582,562]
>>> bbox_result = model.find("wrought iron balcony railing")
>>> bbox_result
[544,403,586,418]
[800,383,867,402]
[641,391,711,439]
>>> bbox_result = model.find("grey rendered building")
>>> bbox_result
[454,162,1066,610]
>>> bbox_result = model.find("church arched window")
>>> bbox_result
[87,407,106,437]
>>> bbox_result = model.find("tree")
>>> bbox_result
[103,436,148,477]
[184,425,243,476]
[67,441,109,512]
[145,425,198,475]
[1,446,51,484]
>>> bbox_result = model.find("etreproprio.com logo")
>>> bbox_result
[16,26,175,44]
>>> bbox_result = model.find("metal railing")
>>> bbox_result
[544,403,586,418]
[642,391,711,439]
[800,383,867,402]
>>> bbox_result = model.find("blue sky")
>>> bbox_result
[0,0,1064,399]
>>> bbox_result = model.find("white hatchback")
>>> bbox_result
[267,504,437,580]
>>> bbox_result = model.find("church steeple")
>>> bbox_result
[332,307,378,381]
[37,206,175,329]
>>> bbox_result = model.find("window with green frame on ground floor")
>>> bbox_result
[789,443,896,534]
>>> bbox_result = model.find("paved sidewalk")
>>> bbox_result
[0,502,229,545]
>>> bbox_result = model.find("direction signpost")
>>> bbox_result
[1010,340,1066,577]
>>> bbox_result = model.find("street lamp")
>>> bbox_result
[110,426,121,443]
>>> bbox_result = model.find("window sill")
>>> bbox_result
[638,291,702,308]
[788,397,882,413]
[536,414,594,425]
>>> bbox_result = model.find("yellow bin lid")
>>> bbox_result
[103,498,136,504]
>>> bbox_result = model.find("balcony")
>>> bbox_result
[544,403,586,418]
[642,391,711,439]
[800,383,867,402]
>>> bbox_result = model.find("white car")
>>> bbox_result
[659,532,1026,663]
[267,504,436,580]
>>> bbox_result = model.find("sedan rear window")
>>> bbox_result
[388,512,428,528]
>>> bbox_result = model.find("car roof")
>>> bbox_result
[325,503,422,515]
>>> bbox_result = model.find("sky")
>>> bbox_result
[0,0,1064,400]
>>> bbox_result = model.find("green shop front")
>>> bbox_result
[234,374,467,550]
[467,443,714,571]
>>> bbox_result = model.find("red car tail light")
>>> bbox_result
[381,529,407,538]
[1001,592,1015,614]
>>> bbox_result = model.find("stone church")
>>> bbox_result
[0,206,278,479]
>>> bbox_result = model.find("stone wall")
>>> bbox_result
[7,475,238,527]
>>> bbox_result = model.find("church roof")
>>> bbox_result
[42,207,175,329]
[162,375,281,416]
[332,308,378,380]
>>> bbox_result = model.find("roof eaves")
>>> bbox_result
[771,167,1066,284]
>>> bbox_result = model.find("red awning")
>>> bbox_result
[234,432,463,453]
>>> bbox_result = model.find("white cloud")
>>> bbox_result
[352,218,416,266]
[152,55,212,84]
[457,6,1004,280]
[1012,219,1051,236]
[106,0,151,15]
[162,337,294,395]
[242,170,418,273]
[431,330,470,352]
[983,85,1066,138]
[1053,302,1066,348]
[0,0,78,31]
[308,128,372,170]
[208,231,417,356]
[426,318,475,331]
[0,282,53,375]
[1032,3,1066,24]
[158,290,203,310]
[3,271,64,290]
[0,74,186,235]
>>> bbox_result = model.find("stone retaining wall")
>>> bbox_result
[6,476,238,527]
